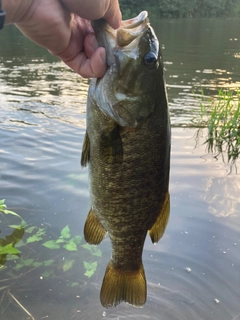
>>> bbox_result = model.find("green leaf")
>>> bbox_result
[6,255,20,261]
[56,238,66,244]
[63,240,77,251]
[62,259,75,272]
[33,261,43,268]
[0,243,19,255]
[85,269,96,278]
[82,243,92,251]
[42,240,60,250]
[91,247,102,257]
[36,228,46,237]
[26,235,43,244]
[44,259,55,266]
[13,263,24,270]
[0,199,6,206]
[84,261,98,278]
[71,236,82,245]
[8,224,25,229]
[23,259,35,266]
[82,243,102,257]
[83,261,90,269]
[60,225,71,239]
[3,209,24,221]
[25,226,37,233]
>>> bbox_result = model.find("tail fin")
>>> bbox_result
[100,261,146,308]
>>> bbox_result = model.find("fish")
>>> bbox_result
[81,11,171,308]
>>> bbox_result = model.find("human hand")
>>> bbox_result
[2,0,121,78]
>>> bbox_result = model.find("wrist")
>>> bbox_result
[2,0,33,24]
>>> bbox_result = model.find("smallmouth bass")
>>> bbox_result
[81,11,171,308]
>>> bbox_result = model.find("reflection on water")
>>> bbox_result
[152,18,240,127]
[0,61,89,129]
[0,19,240,319]
[204,175,240,217]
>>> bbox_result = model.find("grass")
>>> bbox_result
[194,89,240,171]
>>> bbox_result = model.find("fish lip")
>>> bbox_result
[117,11,149,47]
[120,11,148,29]
[100,11,149,49]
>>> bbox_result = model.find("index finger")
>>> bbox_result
[102,0,122,29]
[61,0,122,29]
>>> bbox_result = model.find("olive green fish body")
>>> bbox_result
[81,11,170,308]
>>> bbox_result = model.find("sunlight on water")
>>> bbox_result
[0,61,89,129]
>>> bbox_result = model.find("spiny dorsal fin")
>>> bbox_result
[84,208,106,245]
[81,131,90,167]
[100,126,123,164]
[100,261,146,308]
[148,192,170,244]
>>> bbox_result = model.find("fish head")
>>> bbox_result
[90,11,165,127]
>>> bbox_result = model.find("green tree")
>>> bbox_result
[119,0,240,18]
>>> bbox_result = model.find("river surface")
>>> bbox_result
[0,17,240,320]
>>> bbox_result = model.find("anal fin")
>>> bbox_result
[84,208,106,245]
[100,261,146,308]
[148,192,170,244]
[81,131,90,167]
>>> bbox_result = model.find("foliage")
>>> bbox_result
[0,199,26,228]
[0,199,103,319]
[0,200,25,266]
[119,0,160,19]
[193,89,240,172]
[0,200,102,289]
[119,0,240,18]
[84,261,98,278]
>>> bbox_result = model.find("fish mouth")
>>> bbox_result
[91,11,149,65]
[116,11,149,47]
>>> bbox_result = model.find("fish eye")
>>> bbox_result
[144,52,157,67]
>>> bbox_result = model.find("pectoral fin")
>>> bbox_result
[81,131,90,167]
[148,192,170,244]
[84,208,107,245]
[100,126,123,164]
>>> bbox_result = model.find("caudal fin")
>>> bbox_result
[100,261,146,308]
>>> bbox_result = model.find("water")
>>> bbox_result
[0,18,240,320]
